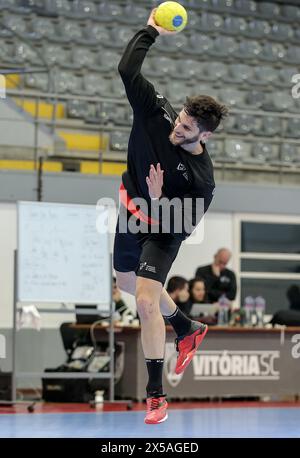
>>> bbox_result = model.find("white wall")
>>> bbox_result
[168,212,234,280]
[0,203,16,328]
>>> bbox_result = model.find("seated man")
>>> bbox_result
[271,284,300,326]
[166,276,192,316]
[195,248,237,303]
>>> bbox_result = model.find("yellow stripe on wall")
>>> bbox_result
[0,160,62,172]
[59,132,108,151]
[5,75,20,89]
[14,99,65,119]
[80,161,126,176]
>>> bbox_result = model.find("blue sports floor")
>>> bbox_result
[0,407,300,438]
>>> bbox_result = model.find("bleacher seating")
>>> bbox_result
[0,0,299,171]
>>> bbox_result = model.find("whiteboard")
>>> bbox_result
[17,201,111,304]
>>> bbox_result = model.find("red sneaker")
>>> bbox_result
[175,323,208,375]
[144,395,168,424]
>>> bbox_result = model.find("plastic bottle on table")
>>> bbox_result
[218,294,229,326]
[255,296,266,327]
[243,296,255,326]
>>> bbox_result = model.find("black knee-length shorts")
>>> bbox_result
[113,205,183,286]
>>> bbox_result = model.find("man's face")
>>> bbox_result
[192,281,206,302]
[215,251,231,270]
[169,109,201,146]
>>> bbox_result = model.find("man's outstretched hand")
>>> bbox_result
[146,163,164,199]
[147,8,180,35]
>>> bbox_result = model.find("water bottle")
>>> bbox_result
[243,296,255,327]
[94,390,104,410]
[218,294,229,326]
[255,296,266,327]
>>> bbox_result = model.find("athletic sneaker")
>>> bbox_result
[175,323,208,375]
[144,395,168,424]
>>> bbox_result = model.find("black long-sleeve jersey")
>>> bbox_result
[118,25,215,239]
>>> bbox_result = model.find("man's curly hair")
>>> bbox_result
[184,95,229,133]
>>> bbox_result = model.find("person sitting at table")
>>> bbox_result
[166,276,192,317]
[195,248,237,303]
[189,277,207,304]
[271,284,300,326]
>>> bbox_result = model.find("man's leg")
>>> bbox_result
[116,270,194,337]
[115,270,207,378]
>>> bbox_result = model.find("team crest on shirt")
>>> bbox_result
[177,162,189,181]
[177,162,186,171]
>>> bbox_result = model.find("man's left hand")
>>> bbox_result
[146,163,164,199]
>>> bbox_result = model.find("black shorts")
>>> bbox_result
[113,206,183,285]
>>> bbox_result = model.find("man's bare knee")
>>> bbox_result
[136,294,159,321]
[115,271,136,295]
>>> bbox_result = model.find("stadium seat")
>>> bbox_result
[91,50,120,73]
[223,64,253,84]
[83,74,110,96]
[25,73,49,91]
[198,12,224,33]
[97,1,123,22]
[186,35,214,56]
[234,0,257,15]
[15,42,42,65]
[44,0,72,16]
[234,40,262,60]
[262,93,294,113]
[257,2,281,20]
[260,43,286,63]
[284,118,300,139]
[142,57,177,79]
[206,62,228,82]
[206,139,224,160]
[175,59,204,81]
[72,0,98,19]
[253,116,282,137]
[210,0,236,13]
[210,36,239,58]
[110,131,129,151]
[225,139,252,161]
[111,78,126,99]
[248,65,277,86]
[2,13,27,34]
[43,44,73,67]
[165,81,193,104]
[108,28,137,50]
[281,4,300,23]
[219,88,246,108]
[67,99,90,120]
[280,143,299,164]
[31,18,59,41]
[0,41,20,64]
[283,46,300,65]
[53,71,82,94]
[270,23,294,42]
[225,114,254,135]
[71,47,96,69]
[119,4,148,25]
[276,67,299,88]
[222,16,247,36]
[88,23,111,44]
[250,142,279,163]
[156,34,189,54]
[243,20,271,39]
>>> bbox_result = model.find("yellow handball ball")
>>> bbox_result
[154,1,188,32]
